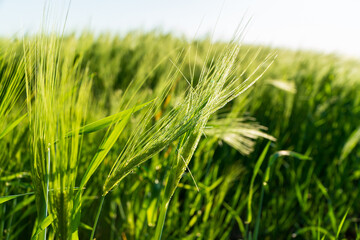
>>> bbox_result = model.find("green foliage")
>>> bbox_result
[0,31,359,240]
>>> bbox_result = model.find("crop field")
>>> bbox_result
[0,30,360,240]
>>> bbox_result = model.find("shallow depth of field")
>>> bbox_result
[1,31,360,240]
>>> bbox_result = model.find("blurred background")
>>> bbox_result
[1,0,360,58]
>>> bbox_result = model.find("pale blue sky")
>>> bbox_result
[0,0,359,57]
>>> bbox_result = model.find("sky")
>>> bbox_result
[0,0,359,58]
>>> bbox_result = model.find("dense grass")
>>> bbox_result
[0,31,360,240]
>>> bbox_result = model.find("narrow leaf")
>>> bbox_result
[66,100,153,138]
[0,113,27,139]
[79,112,132,190]
[336,208,349,239]
[0,192,34,205]
[247,142,270,223]
[340,126,360,161]
[31,214,54,240]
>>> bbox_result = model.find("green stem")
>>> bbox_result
[1,185,8,239]
[153,200,169,240]
[253,183,266,240]
[37,192,47,240]
[5,187,18,240]
[90,195,105,240]
[38,146,51,240]
[44,146,50,240]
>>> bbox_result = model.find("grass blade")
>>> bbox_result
[246,142,270,224]
[336,208,350,239]
[0,114,27,140]
[0,192,34,205]
[340,126,360,162]
[89,196,105,240]
[79,112,132,190]
[31,214,54,240]
[65,100,154,138]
